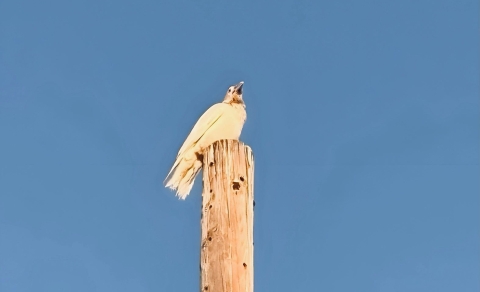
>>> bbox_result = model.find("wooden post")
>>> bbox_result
[200,139,254,292]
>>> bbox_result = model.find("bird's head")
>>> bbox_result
[223,81,244,105]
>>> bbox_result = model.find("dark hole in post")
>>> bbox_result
[239,176,244,182]
[208,237,212,241]
[209,205,212,209]
[209,162,214,167]
[232,182,240,190]
[204,286,209,291]
[195,152,204,162]
[243,263,247,268]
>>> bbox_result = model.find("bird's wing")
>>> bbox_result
[165,103,227,181]
[177,103,227,157]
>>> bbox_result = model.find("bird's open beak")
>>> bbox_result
[235,81,244,94]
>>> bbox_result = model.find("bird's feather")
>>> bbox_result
[177,103,227,158]
[165,103,226,183]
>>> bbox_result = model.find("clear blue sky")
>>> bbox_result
[0,0,478,291]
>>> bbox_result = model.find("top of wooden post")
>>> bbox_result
[200,139,254,292]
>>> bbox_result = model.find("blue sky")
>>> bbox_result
[0,0,478,291]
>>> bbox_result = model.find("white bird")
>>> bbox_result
[165,81,247,199]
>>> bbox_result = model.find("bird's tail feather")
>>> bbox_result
[165,159,202,199]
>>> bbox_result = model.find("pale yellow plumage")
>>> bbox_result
[165,81,246,199]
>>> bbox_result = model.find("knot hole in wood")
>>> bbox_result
[232,181,241,190]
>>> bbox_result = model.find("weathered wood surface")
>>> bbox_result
[200,140,254,292]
